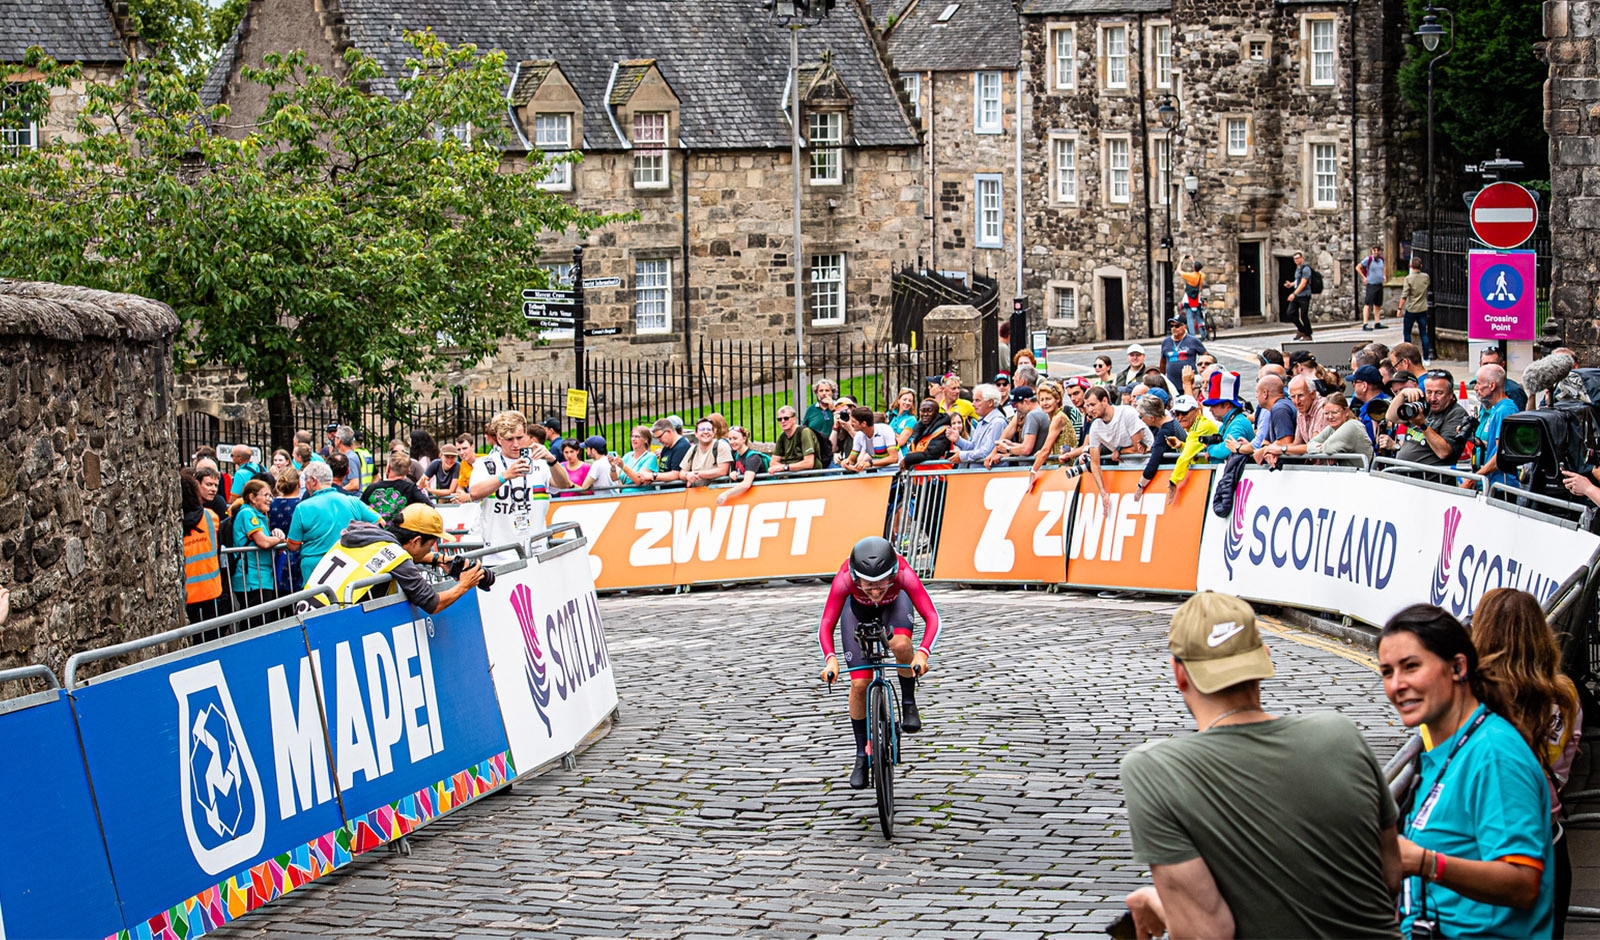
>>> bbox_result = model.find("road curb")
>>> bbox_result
[1261,603,1379,650]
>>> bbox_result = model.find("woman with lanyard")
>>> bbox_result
[1379,604,1554,939]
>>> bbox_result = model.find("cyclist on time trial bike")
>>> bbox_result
[819,536,943,789]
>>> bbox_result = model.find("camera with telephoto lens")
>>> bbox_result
[1395,400,1426,423]
[1199,433,1225,447]
[445,554,495,592]
[1061,455,1091,478]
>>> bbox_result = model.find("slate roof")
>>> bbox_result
[608,59,658,106]
[329,0,917,151]
[888,0,1021,72]
[508,59,554,106]
[200,12,247,108]
[1019,0,1171,14]
[0,0,123,63]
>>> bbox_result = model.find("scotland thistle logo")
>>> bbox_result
[1222,478,1252,578]
[1430,507,1463,606]
[510,583,553,736]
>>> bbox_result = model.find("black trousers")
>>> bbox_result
[1285,296,1313,338]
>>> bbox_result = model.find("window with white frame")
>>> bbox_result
[1107,137,1130,204]
[634,259,671,333]
[1153,25,1172,88]
[632,112,668,188]
[974,71,1002,132]
[1312,143,1337,208]
[0,83,37,154]
[975,175,1003,247]
[1226,117,1249,157]
[1154,136,1171,206]
[1309,19,1336,86]
[809,253,845,325]
[809,112,843,184]
[1052,285,1078,326]
[1051,136,1077,203]
[538,263,576,339]
[1052,28,1075,90]
[900,73,921,120]
[533,113,572,189]
[1104,26,1128,90]
[434,123,472,147]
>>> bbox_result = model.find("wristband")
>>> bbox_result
[496,473,506,484]
[1431,851,1446,882]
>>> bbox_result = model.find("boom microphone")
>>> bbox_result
[1523,352,1575,404]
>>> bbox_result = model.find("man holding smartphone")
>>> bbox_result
[467,410,570,565]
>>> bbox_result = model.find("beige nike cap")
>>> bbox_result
[1168,591,1275,694]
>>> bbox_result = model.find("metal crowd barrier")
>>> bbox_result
[887,469,948,575]
[0,663,61,695]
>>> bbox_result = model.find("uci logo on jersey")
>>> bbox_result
[170,661,268,875]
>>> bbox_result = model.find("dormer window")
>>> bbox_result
[632,112,668,188]
[534,113,572,190]
[809,112,843,184]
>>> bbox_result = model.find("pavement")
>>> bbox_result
[212,585,1412,939]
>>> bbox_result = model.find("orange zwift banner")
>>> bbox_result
[546,475,893,591]
[932,470,1076,583]
[1065,468,1211,593]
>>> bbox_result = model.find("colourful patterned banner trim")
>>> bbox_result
[112,751,515,940]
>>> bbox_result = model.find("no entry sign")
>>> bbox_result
[1470,182,1539,250]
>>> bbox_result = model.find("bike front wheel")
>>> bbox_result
[869,682,896,838]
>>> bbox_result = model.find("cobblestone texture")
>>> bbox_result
[214,585,1406,938]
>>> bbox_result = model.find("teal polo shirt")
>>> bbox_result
[1401,705,1553,939]
[287,487,380,581]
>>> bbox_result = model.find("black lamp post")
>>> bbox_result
[1156,96,1178,326]
[1415,9,1453,288]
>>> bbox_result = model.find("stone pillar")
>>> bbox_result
[0,280,183,676]
[922,304,983,384]
[1547,0,1600,359]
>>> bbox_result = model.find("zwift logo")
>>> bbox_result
[170,661,267,875]
[510,582,553,737]
[1222,479,1253,578]
[1430,507,1463,606]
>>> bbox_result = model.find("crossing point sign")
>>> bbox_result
[1467,249,1536,341]
[1470,182,1539,250]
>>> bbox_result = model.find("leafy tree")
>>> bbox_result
[124,0,217,76]
[1398,0,1548,186]
[0,33,621,448]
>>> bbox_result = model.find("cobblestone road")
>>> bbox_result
[216,585,1407,939]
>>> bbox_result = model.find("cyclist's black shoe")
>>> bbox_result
[849,755,869,789]
[900,701,922,734]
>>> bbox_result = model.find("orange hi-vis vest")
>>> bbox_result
[183,509,223,605]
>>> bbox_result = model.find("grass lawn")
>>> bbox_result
[587,374,887,449]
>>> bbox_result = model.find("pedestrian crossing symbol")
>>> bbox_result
[1479,264,1524,310]
[1467,249,1536,341]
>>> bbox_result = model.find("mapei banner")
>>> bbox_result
[1197,468,1600,625]
[478,545,619,776]
[932,470,1075,583]
[1066,469,1211,593]
[549,475,893,590]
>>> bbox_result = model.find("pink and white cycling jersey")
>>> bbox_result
[817,555,941,660]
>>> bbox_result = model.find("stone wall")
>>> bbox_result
[0,280,183,675]
[1547,0,1600,358]
[920,69,1023,293]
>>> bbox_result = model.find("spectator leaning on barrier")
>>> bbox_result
[680,418,735,486]
[1285,375,1330,451]
[1133,394,1188,499]
[648,418,693,482]
[308,505,484,613]
[845,406,900,472]
[889,387,919,447]
[287,459,381,583]
[1301,393,1375,464]
[1481,346,1528,411]
[1025,382,1080,480]
[1121,591,1402,940]
[576,436,617,493]
[901,399,954,470]
[989,386,1046,466]
[1160,395,1219,500]
[611,425,660,492]
[1232,375,1296,464]
[831,396,858,463]
[1064,378,1090,442]
[363,451,436,517]
[1471,364,1520,492]
[1073,385,1153,504]
[718,426,769,505]
[1201,372,1255,462]
[772,406,820,474]
[1387,369,1472,470]
[467,410,567,564]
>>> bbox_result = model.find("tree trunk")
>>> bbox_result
[268,389,294,453]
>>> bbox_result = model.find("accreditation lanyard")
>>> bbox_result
[1409,707,1488,834]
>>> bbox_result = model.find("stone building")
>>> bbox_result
[204,0,923,391]
[1546,0,1600,359]
[0,0,130,151]
[0,280,183,675]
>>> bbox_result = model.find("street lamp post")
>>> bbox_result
[1156,96,1178,327]
[1415,8,1453,318]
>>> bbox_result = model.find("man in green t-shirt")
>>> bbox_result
[772,405,820,473]
[1120,592,1402,939]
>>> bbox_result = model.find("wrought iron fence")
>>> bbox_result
[1412,208,1550,336]
[890,264,1001,376]
[180,335,954,460]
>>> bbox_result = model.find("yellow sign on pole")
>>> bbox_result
[565,388,589,420]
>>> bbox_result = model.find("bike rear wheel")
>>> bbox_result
[869,682,896,838]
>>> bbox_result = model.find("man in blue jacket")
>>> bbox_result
[1201,371,1255,461]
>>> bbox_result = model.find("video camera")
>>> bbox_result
[1498,401,1600,510]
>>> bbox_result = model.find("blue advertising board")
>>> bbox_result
[298,595,511,834]
[70,622,348,929]
[0,691,125,939]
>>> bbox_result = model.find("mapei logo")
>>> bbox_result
[170,661,267,874]
[510,582,553,737]
[1430,507,1463,606]
[1222,479,1253,578]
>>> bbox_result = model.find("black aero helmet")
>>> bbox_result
[849,536,898,583]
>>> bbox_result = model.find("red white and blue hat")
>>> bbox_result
[1202,370,1243,407]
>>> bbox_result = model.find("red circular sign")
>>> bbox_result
[1470,182,1539,250]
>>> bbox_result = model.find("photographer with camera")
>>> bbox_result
[468,410,569,564]
[307,504,486,613]
[1383,370,1473,473]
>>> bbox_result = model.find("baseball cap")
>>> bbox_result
[1068,376,1092,390]
[1010,386,1036,403]
[1173,394,1200,413]
[1168,591,1275,694]
[925,374,945,386]
[1146,387,1171,405]
[583,434,608,454]
[395,504,446,540]
[438,444,459,458]
[1167,316,1185,327]
[1387,371,1418,388]
[1350,364,1385,387]
[1288,350,1317,368]
[994,372,1011,383]
[667,415,684,431]
[1127,344,1147,356]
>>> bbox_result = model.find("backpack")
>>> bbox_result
[744,449,771,474]
[808,426,833,468]
[1307,269,1325,294]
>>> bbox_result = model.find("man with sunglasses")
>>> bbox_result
[1393,369,1472,470]
[818,536,942,789]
